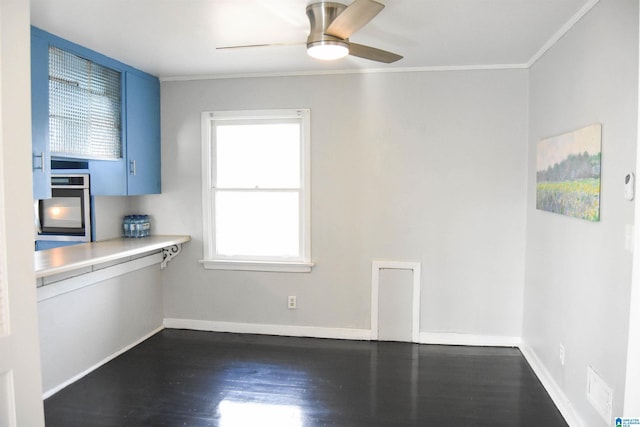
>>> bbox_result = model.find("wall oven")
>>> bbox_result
[35,174,91,242]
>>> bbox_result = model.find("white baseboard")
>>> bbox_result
[42,325,164,399]
[419,332,521,347]
[164,320,523,347]
[163,318,371,341]
[519,342,585,427]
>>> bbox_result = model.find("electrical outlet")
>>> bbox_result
[559,344,565,366]
[287,296,297,309]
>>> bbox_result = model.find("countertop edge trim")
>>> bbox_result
[35,235,191,278]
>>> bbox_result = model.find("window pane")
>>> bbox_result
[216,123,300,188]
[215,191,300,257]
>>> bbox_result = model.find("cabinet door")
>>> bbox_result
[88,71,126,196]
[125,72,161,195]
[89,158,126,195]
[31,30,51,199]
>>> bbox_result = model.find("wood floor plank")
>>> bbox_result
[44,330,568,426]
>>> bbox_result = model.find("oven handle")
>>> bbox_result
[34,200,42,234]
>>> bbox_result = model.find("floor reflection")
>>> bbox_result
[215,361,308,426]
[218,400,302,427]
[43,330,569,426]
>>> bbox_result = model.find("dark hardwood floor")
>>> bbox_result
[44,329,567,426]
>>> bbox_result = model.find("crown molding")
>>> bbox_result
[160,0,600,82]
[526,0,600,68]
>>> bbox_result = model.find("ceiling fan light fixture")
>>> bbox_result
[307,40,349,60]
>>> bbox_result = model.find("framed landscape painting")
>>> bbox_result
[536,124,602,222]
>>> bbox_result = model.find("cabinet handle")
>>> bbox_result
[129,159,137,176]
[33,152,45,172]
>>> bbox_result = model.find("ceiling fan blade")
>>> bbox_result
[217,42,303,50]
[349,43,402,63]
[325,0,385,40]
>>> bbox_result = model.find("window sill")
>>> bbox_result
[199,259,315,273]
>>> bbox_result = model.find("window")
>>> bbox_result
[49,46,122,160]
[201,109,312,272]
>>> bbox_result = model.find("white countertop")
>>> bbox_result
[34,235,191,278]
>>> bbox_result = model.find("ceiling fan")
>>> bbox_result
[218,0,403,64]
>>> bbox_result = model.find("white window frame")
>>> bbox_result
[200,109,313,273]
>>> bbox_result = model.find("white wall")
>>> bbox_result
[524,0,638,425]
[93,196,131,240]
[137,69,528,339]
[35,193,162,395]
[0,0,45,424]
[38,265,163,394]
[93,195,156,240]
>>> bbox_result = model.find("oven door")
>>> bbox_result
[35,187,91,242]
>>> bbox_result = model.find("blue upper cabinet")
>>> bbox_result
[91,70,161,196]
[31,30,51,199]
[31,27,161,197]
[125,72,161,195]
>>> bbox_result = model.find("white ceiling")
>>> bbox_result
[30,0,596,80]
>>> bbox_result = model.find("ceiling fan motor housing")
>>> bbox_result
[306,2,349,50]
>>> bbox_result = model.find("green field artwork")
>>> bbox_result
[536,124,602,222]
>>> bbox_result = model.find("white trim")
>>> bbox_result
[205,109,307,121]
[163,318,371,341]
[300,108,311,267]
[199,259,314,273]
[0,371,17,427]
[0,148,6,337]
[526,0,600,67]
[201,112,215,259]
[624,5,640,415]
[370,260,421,343]
[200,109,312,268]
[37,252,163,302]
[520,343,585,427]
[161,63,528,82]
[419,332,521,347]
[42,326,164,399]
